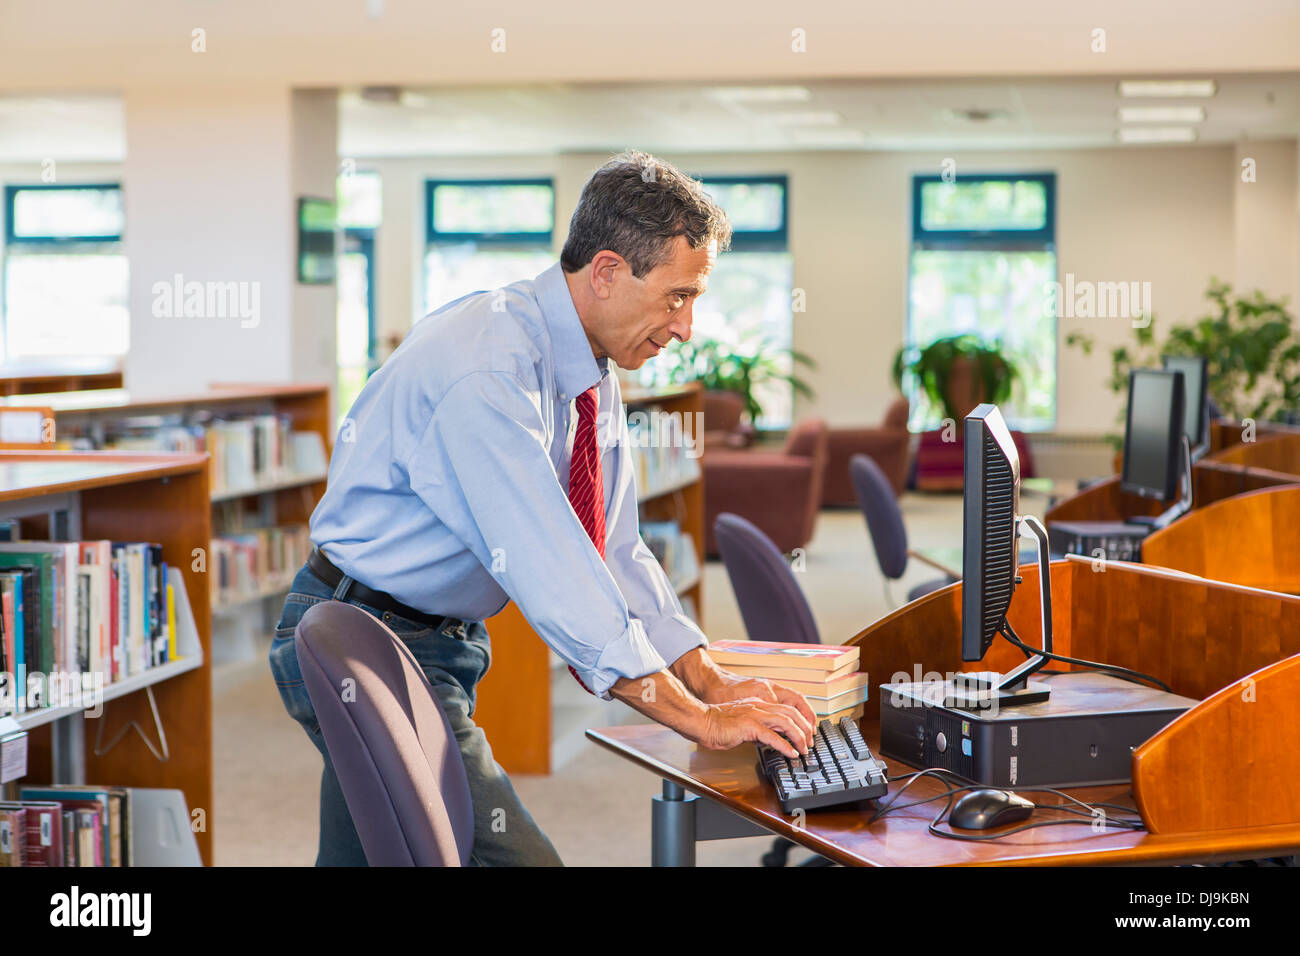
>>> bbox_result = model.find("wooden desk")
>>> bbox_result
[589,557,1300,866]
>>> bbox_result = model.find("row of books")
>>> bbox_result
[0,540,177,717]
[0,785,134,867]
[63,413,329,495]
[706,640,869,722]
[627,404,702,498]
[209,524,311,607]
[641,521,700,594]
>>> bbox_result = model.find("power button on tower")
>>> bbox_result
[935,732,948,753]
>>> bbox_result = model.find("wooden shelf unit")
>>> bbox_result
[11,384,334,612]
[0,358,123,397]
[475,383,705,775]
[0,450,214,864]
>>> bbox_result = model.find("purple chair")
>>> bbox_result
[714,513,820,645]
[848,454,953,606]
[714,513,834,868]
[295,601,474,866]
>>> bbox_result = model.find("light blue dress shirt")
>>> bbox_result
[310,262,706,698]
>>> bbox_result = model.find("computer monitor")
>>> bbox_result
[1161,354,1209,458]
[955,404,1052,708]
[1121,368,1186,502]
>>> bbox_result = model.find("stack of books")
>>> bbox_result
[705,640,869,723]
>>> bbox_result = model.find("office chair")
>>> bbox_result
[295,601,474,866]
[848,453,954,607]
[713,512,834,868]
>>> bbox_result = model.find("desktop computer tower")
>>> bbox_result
[1047,520,1149,562]
[878,672,1195,788]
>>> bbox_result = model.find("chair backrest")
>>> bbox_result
[295,601,474,866]
[703,389,746,433]
[850,453,908,581]
[783,418,830,543]
[882,396,910,430]
[714,513,820,645]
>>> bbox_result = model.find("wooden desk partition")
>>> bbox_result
[1043,462,1294,526]
[1140,485,1300,594]
[1133,653,1300,834]
[1207,431,1300,475]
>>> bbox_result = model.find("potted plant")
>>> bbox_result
[891,334,1019,427]
[1065,280,1300,446]
[658,333,816,425]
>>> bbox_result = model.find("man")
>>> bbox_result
[269,150,815,867]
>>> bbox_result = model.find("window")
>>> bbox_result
[907,173,1057,431]
[422,179,554,315]
[2,184,128,359]
[645,176,796,429]
[336,171,382,417]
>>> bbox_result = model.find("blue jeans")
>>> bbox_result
[268,563,563,866]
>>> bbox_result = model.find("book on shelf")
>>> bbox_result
[640,521,699,593]
[57,411,328,495]
[210,524,310,607]
[627,403,701,496]
[0,539,189,718]
[0,801,62,867]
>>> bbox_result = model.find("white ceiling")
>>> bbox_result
[1,75,1296,163]
[338,75,1300,157]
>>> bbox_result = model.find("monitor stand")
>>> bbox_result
[1126,435,1194,532]
[945,514,1053,710]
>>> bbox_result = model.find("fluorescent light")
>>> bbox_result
[1117,127,1198,144]
[707,86,812,103]
[787,128,865,146]
[1118,106,1205,123]
[1118,80,1217,98]
[761,111,842,126]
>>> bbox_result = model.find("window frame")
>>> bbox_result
[910,172,1055,250]
[699,175,789,252]
[906,171,1059,432]
[3,182,124,245]
[423,177,555,245]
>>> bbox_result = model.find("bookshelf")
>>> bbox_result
[0,357,123,397]
[0,450,214,864]
[2,384,333,622]
[475,383,705,774]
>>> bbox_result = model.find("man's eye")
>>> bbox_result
[669,296,684,309]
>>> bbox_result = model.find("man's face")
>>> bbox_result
[595,235,716,370]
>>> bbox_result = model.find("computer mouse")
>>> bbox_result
[949,789,1035,830]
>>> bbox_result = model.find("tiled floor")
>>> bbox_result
[213,496,979,866]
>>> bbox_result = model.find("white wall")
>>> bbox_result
[359,142,1294,435]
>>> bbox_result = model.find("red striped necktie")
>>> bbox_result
[567,385,606,694]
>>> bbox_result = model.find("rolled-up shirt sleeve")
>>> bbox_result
[601,384,708,668]
[405,370,667,698]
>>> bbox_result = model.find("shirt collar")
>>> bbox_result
[535,262,605,403]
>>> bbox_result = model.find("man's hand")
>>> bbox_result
[669,647,818,733]
[698,697,814,758]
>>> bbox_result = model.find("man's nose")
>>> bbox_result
[667,305,693,343]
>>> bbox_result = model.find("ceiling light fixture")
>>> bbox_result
[763,111,842,126]
[707,86,813,103]
[1118,80,1217,98]
[1118,106,1206,123]
[1117,127,1198,144]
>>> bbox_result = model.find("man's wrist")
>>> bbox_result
[668,647,732,703]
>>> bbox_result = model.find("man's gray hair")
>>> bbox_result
[560,150,732,278]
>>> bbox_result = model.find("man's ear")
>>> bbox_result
[588,250,624,300]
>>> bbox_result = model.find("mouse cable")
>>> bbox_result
[999,619,1173,693]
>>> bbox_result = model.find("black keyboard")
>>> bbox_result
[756,717,889,813]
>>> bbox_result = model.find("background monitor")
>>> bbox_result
[961,403,1021,663]
[1162,354,1208,452]
[1121,368,1185,501]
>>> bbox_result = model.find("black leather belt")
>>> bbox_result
[307,547,446,629]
